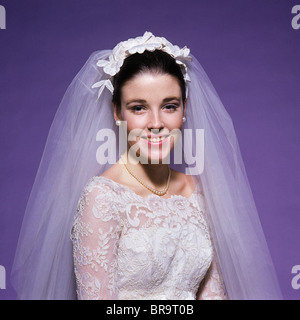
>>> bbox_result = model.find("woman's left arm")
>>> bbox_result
[196,258,228,300]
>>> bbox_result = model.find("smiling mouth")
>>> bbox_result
[141,135,170,143]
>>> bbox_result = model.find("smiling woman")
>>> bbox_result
[71,48,226,300]
[117,72,184,165]
[11,32,282,300]
[114,52,186,168]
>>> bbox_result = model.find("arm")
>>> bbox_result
[71,183,121,300]
[197,258,228,300]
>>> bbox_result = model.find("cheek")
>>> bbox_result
[124,115,145,132]
[121,109,183,131]
[166,114,183,130]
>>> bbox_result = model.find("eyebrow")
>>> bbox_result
[125,97,181,106]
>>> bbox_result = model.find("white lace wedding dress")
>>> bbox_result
[71,176,227,300]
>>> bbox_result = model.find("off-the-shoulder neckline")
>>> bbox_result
[93,175,200,201]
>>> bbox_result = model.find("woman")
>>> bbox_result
[11,32,282,300]
[71,48,226,300]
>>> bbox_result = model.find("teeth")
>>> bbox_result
[141,135,169,143]
[147,135,168,143]
[149,137,161,142]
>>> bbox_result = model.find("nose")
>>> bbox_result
[147,110,164,132]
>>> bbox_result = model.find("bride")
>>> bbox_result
[11,32,282,300]
[71,49,226,299]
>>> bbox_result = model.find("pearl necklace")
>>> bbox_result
[120,156,171,197]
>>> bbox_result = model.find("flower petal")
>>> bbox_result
[93,32,192,98]
[96,60,108,67]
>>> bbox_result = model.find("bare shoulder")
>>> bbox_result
[101,162,124,181]
[169,168,196,197]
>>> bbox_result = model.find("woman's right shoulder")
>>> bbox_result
[74,175,122,223]
[81,175,120,197]
[81,162,126,197]
[78,163,127,208]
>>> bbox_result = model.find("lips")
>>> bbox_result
[141,134,170,143]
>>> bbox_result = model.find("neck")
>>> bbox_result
[122,152,170,188]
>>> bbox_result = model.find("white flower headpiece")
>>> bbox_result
[92,32,192,98]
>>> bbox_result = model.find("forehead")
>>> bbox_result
[121,72,182,103]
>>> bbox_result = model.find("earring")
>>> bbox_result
[116,120,121,126]
[182,116,186,123]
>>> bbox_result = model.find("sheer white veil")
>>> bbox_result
[11,35,282,300]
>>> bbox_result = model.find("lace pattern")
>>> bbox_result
[71,176,227,300]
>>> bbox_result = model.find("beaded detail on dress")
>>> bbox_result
[71,176,227,300]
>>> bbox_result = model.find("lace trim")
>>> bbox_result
[71,175,227,300]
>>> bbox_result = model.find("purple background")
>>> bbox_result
[0,0,299,300]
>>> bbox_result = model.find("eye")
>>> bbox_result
[163,104,179,111]
[130,105,146,113]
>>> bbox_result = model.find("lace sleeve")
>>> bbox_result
[71,180,122,300]
[197,258,228,300]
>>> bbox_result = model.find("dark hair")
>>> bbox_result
[112,50,186,111]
